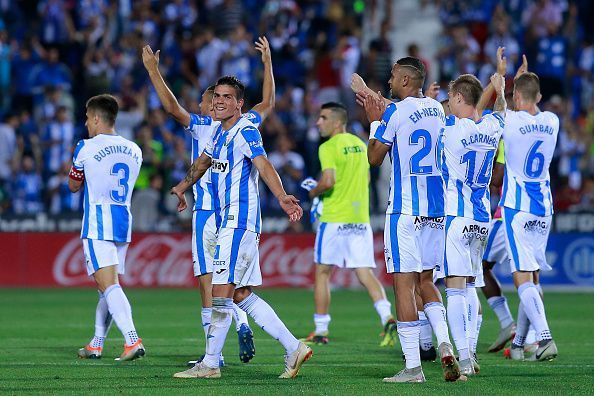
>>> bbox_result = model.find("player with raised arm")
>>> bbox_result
[436,72,506,376]
[170,76,311,379]
[354,58,460,383]
[480,51,559,362]
[72,95,145,362]
[142,37,275,366]
[299,102,396,346]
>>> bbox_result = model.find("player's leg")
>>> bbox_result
[466,277,480,373]
[504,209,556,361]
[348,223,395,344]
[86,240,144,362]
[482,220,516,352]
[382,214,426,383]
[78,290,112,359]
[418,217,458,377]
[307,263,333,343]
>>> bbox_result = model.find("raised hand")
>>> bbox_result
[424,82,440,99]
[142,45,160,71]
[351,73,368,94]
[255,36,271,65]
[496,46,507,76]
[278,194,303,222]
[515,54,528,79]
[361,91,386,123]
[490,72,505,95]
[170,186,187,212]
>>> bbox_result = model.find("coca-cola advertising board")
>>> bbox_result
[0,233,393,288]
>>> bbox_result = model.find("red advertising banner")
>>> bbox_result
[0,233,393,288]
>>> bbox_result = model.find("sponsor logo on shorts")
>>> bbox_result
[215,268,226,274]
[462,224,488,241]
[523,220,549,235]
[414,216,445,231]
[213,260,226,266]
[337,224,367,235]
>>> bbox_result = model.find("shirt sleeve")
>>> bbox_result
[372,103,398,146]
[318,142,336,171]
[203,133,214,157]
[72,140,87,170]
[185,113,213,139]
[243,110,262,128]
[239,125,267,159]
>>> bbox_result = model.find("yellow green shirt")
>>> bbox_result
[318,133,369,223]
[496,140,505,164]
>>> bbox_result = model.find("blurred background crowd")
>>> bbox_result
[0,0,593,231]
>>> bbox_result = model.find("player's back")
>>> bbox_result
[74,134,143,242]
[500,110,559,216]
[318,132,369,224]
[441,114,503,221]
[375,96,446,217]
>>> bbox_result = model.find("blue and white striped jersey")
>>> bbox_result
[373,97,447,217]
[72,134,143,242]
[441,113,504,222]
[185,110,262,211]
[203,116,266,232]
[499,110,559,216]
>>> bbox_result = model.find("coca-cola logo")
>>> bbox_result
[52,233,393,288]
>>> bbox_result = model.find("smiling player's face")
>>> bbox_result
[213,85,242,121]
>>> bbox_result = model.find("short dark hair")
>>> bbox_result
[86,94,119,126]
[321,102,348,124]
[215,76,245,100]
[514,72,540,102]
[396,56,426,82]
[449,74,483,107]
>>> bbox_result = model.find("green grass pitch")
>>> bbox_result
[0,288,592,395]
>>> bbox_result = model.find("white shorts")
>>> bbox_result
[384,214,445,273]
[192,210,217,276]
[502,208,552,273]
[83,238,129,276]
[436,216,488,279]
[212,227,262,288]
[314,223,375,268]
[482,219,508,264]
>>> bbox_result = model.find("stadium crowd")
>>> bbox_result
[0,0,593,230]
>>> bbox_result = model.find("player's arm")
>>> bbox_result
[250,37,275,120]
[68,169,84,192]
[69,141,86,193]
[351,73,392,107]
[170,152,212,211]
[362,94,393,166]
[142,45,191,126]
[253,156,303,222]
[308,169,336,199]
[490,72,507,118]
[477,46,507,115]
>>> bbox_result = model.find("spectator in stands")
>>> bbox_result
[0,112,19,190]
[47,161,80,214]
[41,106,75,179]
[0,26,10,113]
[131,173,164,231]
[11,40,44,112]
[31,47,72,95]
[12,155,43,215]
[268,133,305,200]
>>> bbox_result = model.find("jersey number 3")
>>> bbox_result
[110,162,130,203]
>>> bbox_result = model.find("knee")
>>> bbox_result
[233,287,252,303]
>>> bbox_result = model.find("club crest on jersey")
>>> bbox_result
[212,159,229,173]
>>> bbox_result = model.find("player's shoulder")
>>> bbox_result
[540,110,560,125]
[242,110,262,126]
[188,113,214,128]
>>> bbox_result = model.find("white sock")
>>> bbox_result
[526,325,537,344]
[418,311,433,350]
[203,297,233,368]
[487,296,514,329]
[398,321,421,369]
[512,301,530,347]
[446,288,470,361]
[201,307,212,350]
[313,313,331,335]
[466,284,480,354]
[474,314,483,353]
[104,284,138,346]
[232,303,249,332]
[518,282,552,341]
[424,302,451,346]
[90,291,112,348]
[373,299,393,326]
[238,293,300,354]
